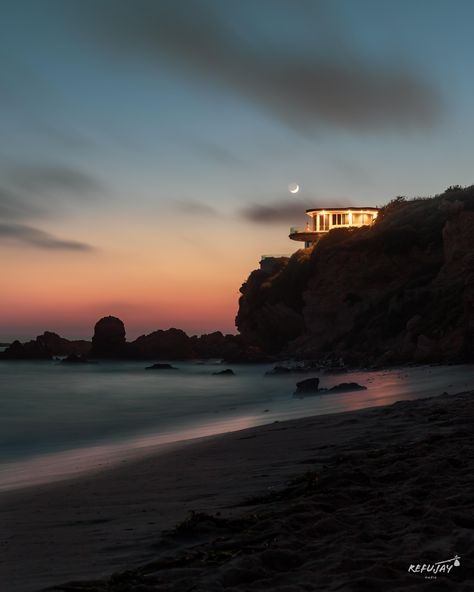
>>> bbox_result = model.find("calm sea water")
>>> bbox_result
[1,359,473,489]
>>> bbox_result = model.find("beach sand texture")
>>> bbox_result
[2,391,473,591]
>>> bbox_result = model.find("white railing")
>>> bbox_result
[289,226,317,234]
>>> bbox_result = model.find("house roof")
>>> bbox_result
[306,207,379,214]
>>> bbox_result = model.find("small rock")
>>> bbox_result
[145,363,178,370]
[60,354,93,364]
[295,377,320,393]
[328,382,366,393]
[212,369,235,376]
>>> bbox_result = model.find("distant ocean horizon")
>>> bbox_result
[1,360,473,491]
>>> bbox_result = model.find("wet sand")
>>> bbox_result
[2,390,474,591]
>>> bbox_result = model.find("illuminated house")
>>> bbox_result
[289,207,379,248]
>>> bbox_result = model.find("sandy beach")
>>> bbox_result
[1,389,473,591]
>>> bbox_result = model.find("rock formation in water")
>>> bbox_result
[1,318,247,361]
[145,362,178,370]
[36,331,91,356]
[236,186,474,366]
[212,368,235,376]
[0,339,52,360]
[190,331,243,360]
[0,331,91,359]
[130,328,194,360]
[89,316,127,359]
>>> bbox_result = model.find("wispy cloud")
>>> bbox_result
[175,200,221,217]
[0,187,44,220]
[0,163,101,251]
[240,198,348,224]
[79,0,442,132]
[186,138,245,168]
[6,163,101,196]
[0,163,102,219]
[0,222,95,251]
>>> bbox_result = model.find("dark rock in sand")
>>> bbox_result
[212,369,235,376]
[295,377,320,393]
[327,382,367,393]
[145,363,178,370]
[90,316,127,359]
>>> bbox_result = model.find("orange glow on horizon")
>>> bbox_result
[1,212,289,340]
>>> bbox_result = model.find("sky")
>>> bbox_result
[1,0,474,341]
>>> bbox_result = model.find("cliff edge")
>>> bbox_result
[236,187,474,366]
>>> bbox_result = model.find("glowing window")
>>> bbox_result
[331,213,348,225]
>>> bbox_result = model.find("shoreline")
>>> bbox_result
[2,363,474,494]
[2,389,474,591]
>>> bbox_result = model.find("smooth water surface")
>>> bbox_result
[1,359,473,489]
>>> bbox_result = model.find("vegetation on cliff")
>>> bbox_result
[236,186,474,366]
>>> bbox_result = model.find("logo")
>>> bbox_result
[408,555,461,579]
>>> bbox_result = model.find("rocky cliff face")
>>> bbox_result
[236,250,311,354]
[236,187,474,366]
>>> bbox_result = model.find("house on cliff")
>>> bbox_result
[289,207,379,248]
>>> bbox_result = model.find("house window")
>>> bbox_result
[331,213,347,226]
[319,214,330,231]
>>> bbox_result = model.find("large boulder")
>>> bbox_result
[89,316,127,359]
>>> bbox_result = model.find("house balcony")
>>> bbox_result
[288,227,321,243]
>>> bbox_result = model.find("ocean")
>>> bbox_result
[1,359,473,490]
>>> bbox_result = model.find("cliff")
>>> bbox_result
[237,186,474,366]
[235,250,311,354]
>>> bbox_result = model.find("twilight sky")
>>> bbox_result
[1,0,474,340]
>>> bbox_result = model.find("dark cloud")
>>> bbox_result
[6,163,101,197]
[0,163,102,223]
[0,187,44,220]
[79,0,442,132]
[0,163,102,251]
[0,222,95,251]
[241,198,348,224]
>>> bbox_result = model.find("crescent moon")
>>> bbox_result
[289,183,300,194]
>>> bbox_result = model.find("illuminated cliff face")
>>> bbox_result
[289,208,379,247]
